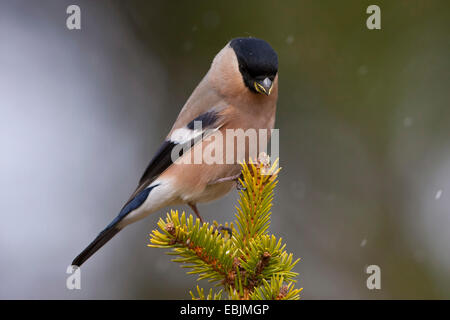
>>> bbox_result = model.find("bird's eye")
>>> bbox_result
[239,64,247,72]
[254,75,271,81]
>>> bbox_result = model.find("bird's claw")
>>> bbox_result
[236,178,246,191]
[212,225,233,238]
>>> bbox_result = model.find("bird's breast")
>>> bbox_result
[181,179,236,204]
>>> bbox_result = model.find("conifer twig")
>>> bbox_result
[149,156,302,300]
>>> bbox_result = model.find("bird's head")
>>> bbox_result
[209,37,278,98]
[229,37,278,96]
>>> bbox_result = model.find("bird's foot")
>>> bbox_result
[208,173,246,191]
[212,223,233,239]
[235,174,246,191]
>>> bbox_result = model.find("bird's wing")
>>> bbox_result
[124,107,227,207]
[71,107,226,267]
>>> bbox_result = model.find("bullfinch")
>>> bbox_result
[72,37,279,267]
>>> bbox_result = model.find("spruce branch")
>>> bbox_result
[149,156,302,300]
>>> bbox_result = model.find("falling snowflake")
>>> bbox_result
[358,65,368,76]
[360,239,367,247]
[435,190,443,200]
[286,35,294,45]
[403,117,413,127]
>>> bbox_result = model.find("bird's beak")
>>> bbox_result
[254,77,273,96]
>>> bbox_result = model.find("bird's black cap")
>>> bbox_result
[230,37,278,93]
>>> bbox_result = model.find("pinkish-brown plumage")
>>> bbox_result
[72,38,279,267]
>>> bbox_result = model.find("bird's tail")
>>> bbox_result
[71,223,121,267]
[72,185,158,267]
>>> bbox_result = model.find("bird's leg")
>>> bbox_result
[188,202,204,224]
[235,172,246,191]
[188,203,233,238]
[208,173,241,184]
[216,225,233,239]
[208,173,246,191]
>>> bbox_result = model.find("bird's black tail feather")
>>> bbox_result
[72,185,158,267]
[72,226,121,267]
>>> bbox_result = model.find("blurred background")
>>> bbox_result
[1,0,449,299]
